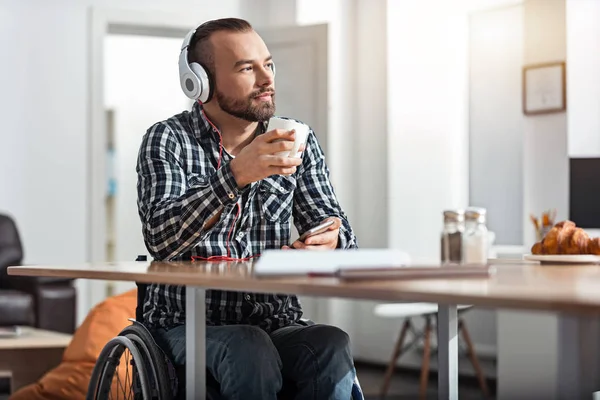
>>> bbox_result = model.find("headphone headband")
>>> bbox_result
[181,28,196,52]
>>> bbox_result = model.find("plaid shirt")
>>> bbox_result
[136,102,357,332]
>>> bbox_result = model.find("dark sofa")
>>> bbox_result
[0,213,76,334]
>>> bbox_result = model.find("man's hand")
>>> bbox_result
[230,129,303,187]
[283,217,341,250]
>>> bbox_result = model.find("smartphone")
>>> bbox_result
[298,220,335,242]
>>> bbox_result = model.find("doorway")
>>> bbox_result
[103,33,193,297]
[87,9,198,314]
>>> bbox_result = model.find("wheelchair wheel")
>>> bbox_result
[87,321,175,400]
[87,336,152,400]
[119,323,174,399]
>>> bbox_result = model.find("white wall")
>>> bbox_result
[468,2,525,366]
[522,0,568,250]
[242,0,297,27]
[497,1,566,399]
[0,0,241,325]
[295,0,359,338]
[301,0,503,374]
[566,0,600,158]
[299,0,483,371]
[387,0,469,263]
[104,35,192,295]
[469,5,524,246]
[354,0,501,375]
[297,0,352,206]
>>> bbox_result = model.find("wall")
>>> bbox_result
[299,0,490,371]
[469,5,524,246]
[566,0,600,157]
[299,0,507,375]
[0,0,241,325]
[465,4,525,373]
[385,0,472,364]
[295,0,359,337]
[297,0,499,372]
[104,34,192,295]
[242,0,297,27]
[358,0,501,375]
[521,0,568,249]
[497,0,566,399]
[387,0,469,263]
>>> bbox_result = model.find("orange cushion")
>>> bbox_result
[10,289,138,400]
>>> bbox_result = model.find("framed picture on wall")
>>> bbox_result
[522,61,566,115]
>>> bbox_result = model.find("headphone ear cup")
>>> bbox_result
[190,62,212,103]
[180,71,200,100]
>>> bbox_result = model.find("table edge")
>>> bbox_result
[9,265,600,316]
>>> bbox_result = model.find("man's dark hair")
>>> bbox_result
[189,18,254,76]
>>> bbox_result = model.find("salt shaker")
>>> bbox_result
[462,207,489,265]
[440,210,465,265]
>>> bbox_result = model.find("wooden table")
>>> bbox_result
[8,259,600,400]
[0,326,72,394]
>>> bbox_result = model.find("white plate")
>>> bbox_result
[523,254,600,264]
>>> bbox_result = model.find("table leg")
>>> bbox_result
[438,304,458,400]
[186,287,206,400]
[558,314,600,400]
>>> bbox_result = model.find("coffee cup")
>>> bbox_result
[267,117,309,158]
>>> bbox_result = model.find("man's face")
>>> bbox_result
[210,30,276,122]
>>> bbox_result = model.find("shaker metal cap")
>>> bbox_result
[465,207,487,222]
[443,209,465,223]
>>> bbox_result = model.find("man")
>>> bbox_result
[136,17,358,399]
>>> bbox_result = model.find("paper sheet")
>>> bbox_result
[253,248,411,276]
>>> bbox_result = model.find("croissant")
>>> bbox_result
[531,220,600,255]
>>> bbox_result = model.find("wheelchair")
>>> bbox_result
[87,258,365,400]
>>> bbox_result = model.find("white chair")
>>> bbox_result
[374,303,489,399]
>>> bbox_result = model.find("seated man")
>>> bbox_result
[136,17,358,399]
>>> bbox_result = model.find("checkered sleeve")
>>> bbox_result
[136,123,240,260]
[292,129,358,249]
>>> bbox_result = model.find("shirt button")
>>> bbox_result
[245,295,251,301]
[228,192,235,199]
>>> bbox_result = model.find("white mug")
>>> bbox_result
[267,117,309,158]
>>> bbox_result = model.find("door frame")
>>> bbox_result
[87,7,200,311]
[258,23,329,156]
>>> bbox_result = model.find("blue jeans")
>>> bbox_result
[152,323,356,400]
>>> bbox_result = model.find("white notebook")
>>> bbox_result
[253,249,411,277]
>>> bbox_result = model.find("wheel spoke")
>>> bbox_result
[125,350,131,398]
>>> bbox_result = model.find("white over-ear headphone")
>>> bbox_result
[179,27,213,103]
[178,25,277,103]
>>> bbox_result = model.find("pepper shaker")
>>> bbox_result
[441,210,465,265]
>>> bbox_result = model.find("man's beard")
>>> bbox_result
[215,89,276,122]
